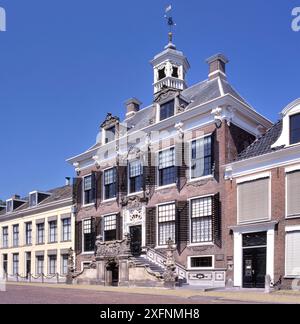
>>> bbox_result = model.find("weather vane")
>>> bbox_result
[164,5,176,44]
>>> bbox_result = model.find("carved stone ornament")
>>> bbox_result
[175,122,184,139]
[95,234,132,259]
[121,195,144,209]
[211,106,235,127]
[100,112,120,129]
[163,239,177,284]
[154,88,178,103]
[129,208,143,223]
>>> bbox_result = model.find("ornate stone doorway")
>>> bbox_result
[106,260,119,287]
[130,226,142,256]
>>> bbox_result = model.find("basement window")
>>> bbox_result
[189,256,213,269]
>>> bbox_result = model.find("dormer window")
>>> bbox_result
[290,113,300,145]
[6,200,13,213]
[160,100,175,121]
[29,191,51,208]
[29,192,38,208]
[105,126,116,144]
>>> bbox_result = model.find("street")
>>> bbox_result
[0,284,259,304]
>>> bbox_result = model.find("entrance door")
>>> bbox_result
[130,226,142,256]
[243,248,266,288]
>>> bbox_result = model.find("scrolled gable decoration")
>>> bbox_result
[100,113,120,129]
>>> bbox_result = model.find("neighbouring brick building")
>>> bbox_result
[67,36,272,288]
[225,98,300,289]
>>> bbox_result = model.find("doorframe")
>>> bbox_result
[123,207,146,247]
[232,222,276,287]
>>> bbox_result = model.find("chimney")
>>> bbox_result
[125,98,142,119]
[206,54,229,80]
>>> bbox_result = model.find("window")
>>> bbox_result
[104,168,117,200]
[238,178,270,224]
[129,160,143,194]
[158,148,176,187]
[61,255,68,275]
[290,113,300,145]
[285,230,300,277]
[172,66,179,78]
[2,227,8,248]
[13,225,19,247]
[37,223,45,244]
[104,215,117,242]
[36,256,44,275]
[6,200,13,213]
[83,175,95,205]
[49,221,57,243]
[105,126,116,144]
[191,136,213,179]
[48,255,57,275]
[191,197,213,243]
[83,219,94,252]
[160,101,175,121]
[13,254,19,275]
[25,222,32,245]
[29,192,37,207]
[62,218,72,241]
[189,256,213,269]
[158,203,176,246]
[158,67,166,80]
[286,171,300,217]
[2,254,8,275]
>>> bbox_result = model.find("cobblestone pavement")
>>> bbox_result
[0,284,258,304]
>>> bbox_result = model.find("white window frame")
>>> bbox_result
[102,167,117,202]
[237,172,272,225]
[156,201,176,248]
[82,174,94,207]
[188,133,214,183]
[127,159,144,196]
[187,255,215,270]
[82,217,94,255]
[156,146,177,190]
[285,165,300,219]
[285,226,300,278]
[188,194,215,247]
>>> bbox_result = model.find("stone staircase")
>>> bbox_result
[132,255,165,278]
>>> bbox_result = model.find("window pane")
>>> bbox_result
[158,203,176,245]
[105,126,116,143]
[191,136,213,179]
[159,148,175,169]
[84,176,92,191]
[160,101,175,121]
[191,197,213,243]
[190,257,213,268]
[290,114,300,145]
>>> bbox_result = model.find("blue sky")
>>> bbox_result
[0,0,299,200]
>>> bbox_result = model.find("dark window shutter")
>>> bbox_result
[116,213,123,240]
[72,178,82,208]
[91,172,96,203]
[95,217,102,237]
[143,150,156,200]
[211,131,217,178]
[146,207,156,248]
[176,201,190,255]
[176,140,188,192]
[95,171,102,209]
[91,217,96,252]
[117,165,128,203]
[212,193,222,248]
[75,221,82,255]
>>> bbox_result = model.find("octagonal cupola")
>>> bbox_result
[151,37,190,95]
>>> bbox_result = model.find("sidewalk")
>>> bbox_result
[5,282,300,304]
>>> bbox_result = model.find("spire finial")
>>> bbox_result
[164,5,176,48]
